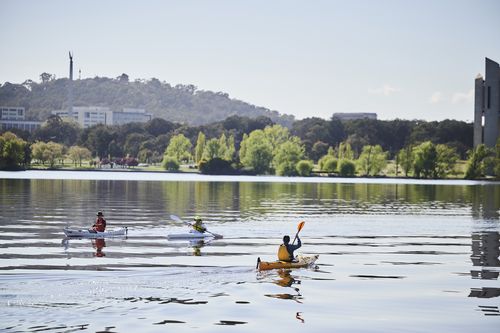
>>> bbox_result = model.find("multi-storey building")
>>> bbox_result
[0,106,42,132]
[112,108,153,125]
[474,58,500,148]
[52,106,152,128]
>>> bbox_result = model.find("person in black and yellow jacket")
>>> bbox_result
[277,235,301,262]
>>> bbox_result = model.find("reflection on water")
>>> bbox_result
[1,176,499,331]
[469,232,500,309]
[263,269,303,303]
[471,232,500,280]
[92,238,106,257]
[1,178,500,224]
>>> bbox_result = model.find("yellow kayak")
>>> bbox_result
[257,254,319,271]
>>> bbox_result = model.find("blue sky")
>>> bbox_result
[1,0,499,122]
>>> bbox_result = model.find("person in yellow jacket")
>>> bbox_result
[191,216,207,233]
[278,235,301,262]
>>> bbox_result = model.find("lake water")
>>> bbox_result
[1,171,499,332]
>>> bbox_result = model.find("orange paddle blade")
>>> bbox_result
[297,221,305,232]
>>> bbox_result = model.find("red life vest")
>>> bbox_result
[93,217,106,232]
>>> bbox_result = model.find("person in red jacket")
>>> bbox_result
[92,211,107,232]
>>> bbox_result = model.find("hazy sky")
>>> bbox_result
[1,0,499,122]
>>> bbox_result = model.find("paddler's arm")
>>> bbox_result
[289,236,302,252]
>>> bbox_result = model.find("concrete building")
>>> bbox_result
[52,106,152,128]
[332,112,377,121]
[0,106,42,132]
[112,108,152,125]
[474,58,500,148]
[1,106,25,120]
[52,106,113,128]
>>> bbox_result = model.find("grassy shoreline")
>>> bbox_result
[13,160,495,181]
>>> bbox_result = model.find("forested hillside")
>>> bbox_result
[0,74,295,126]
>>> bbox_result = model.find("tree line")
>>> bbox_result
[1,114,499,179]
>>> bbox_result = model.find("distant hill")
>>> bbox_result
[0,75,295,127]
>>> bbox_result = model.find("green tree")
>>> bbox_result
[145,118,177,136]
[198,157,236,175]
[84,125,114,158]
[31,141,46,165]
[338,159,356,177]
[138,148,153,164]
[413,141,437,178]
[338,142,354,160]
[357,145,388,176]
[464,144,493,179]
[124,133,148,157]
[311,141,330,162]
[435,144,459,178]
[239,130,273,174]
[296,160,314,176]
[67,145,92,166]
[202,138,222,160]
[0,132,28,169]
[194,132,206,164]
[397,145,414,177]
[225,134,236,161]
[31,141,64,168]
[217,133,229,160]
[318,154,337,172]
[273,138,305,176]
[165,134,192,163]
[264,124,290,153]
[34,115,80,147]
[44,142,64,168]
[162,156,180,171]
[39,72,55,83]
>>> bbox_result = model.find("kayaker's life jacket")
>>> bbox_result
[192,222,206,233]
[278,244,292,261]
[93,218,106,232]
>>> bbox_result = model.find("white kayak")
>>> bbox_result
[63,227,128,238]
[167,231,222,240]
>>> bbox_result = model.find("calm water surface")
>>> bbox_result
[1,171,499,332]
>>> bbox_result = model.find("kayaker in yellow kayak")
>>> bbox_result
[191,216,207,233]
[278,235,302,262]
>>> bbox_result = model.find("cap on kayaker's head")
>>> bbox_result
[194,216,202,222]
[97,211,103,216]
[283,235,290,244]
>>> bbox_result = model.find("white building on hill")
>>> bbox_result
[52,106,152,128]
[0,106,42,132]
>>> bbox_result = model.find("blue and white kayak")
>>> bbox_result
[63,227,128,238]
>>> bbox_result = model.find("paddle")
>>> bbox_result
[170,214,223,239]
[291,221,305,245]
